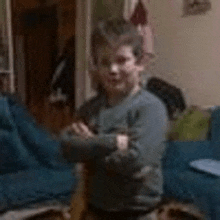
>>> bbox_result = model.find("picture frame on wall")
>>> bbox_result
[183,0,211,16]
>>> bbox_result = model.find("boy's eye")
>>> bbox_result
[101,59,110,66]
[116,57,129,64]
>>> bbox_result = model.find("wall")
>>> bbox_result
[145,0,220,106]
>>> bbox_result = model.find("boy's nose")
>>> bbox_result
[109,64,119,75]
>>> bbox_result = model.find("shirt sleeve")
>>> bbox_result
[103,101,168,176]
[59,96,118,163]
[60,130,118,163]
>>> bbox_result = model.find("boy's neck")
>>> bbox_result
[106,85,141,107]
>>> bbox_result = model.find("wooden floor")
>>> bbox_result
[24,209,69,220]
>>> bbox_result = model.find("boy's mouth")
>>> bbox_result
[107,78,121,84]
[108,81,122,88]
[109,79,118,83]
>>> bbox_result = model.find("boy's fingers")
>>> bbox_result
[116,134,129,152]
[78,123,94,138]
[71,123,82,136]
[71,122,94,138]
[64,122,95,139]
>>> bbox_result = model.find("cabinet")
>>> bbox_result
[0,0,14,93]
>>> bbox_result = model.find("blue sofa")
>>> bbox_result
[163,107,220,220]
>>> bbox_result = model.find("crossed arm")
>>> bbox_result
[61,121,129,161]
[60,102,168,175]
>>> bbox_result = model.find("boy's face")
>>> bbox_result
[96,44,144,96]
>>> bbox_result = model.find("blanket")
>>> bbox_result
[0,94,71,173]
[0,94,76,212]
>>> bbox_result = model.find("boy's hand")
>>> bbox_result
[67,122,95,139]
[116,134,129,153]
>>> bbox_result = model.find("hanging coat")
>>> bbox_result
[124,0,154,54]
[49,37,75,105]
[146,77,187,120]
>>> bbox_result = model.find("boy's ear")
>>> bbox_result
[88,56,100,90]
[137,52,156,66]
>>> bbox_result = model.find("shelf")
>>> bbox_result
[0,70,11,74]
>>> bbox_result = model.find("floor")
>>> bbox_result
[0,205,70,220]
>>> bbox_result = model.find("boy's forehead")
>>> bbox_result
[98,44,133,56]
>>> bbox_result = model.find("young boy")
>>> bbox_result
[60,18,168,220]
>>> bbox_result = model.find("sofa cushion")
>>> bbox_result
[177,170,220,220]
[163,169,196,202]
[163,141,213,170]
[163,169,219,219]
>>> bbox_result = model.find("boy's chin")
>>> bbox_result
[105,83,139,93]
[105,85,125,93]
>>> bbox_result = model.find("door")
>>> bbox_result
[22,5,58,124]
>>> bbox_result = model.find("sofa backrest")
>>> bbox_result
[210,106,220,160]
[163,141,213,170]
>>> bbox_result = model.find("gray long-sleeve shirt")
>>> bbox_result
[60,88,168,212]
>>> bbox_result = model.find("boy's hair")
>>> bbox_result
[91,18,144,65]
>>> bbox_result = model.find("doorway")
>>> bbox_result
[20,5,62,127]
[20,4,76,133]
[22,5,58,109]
